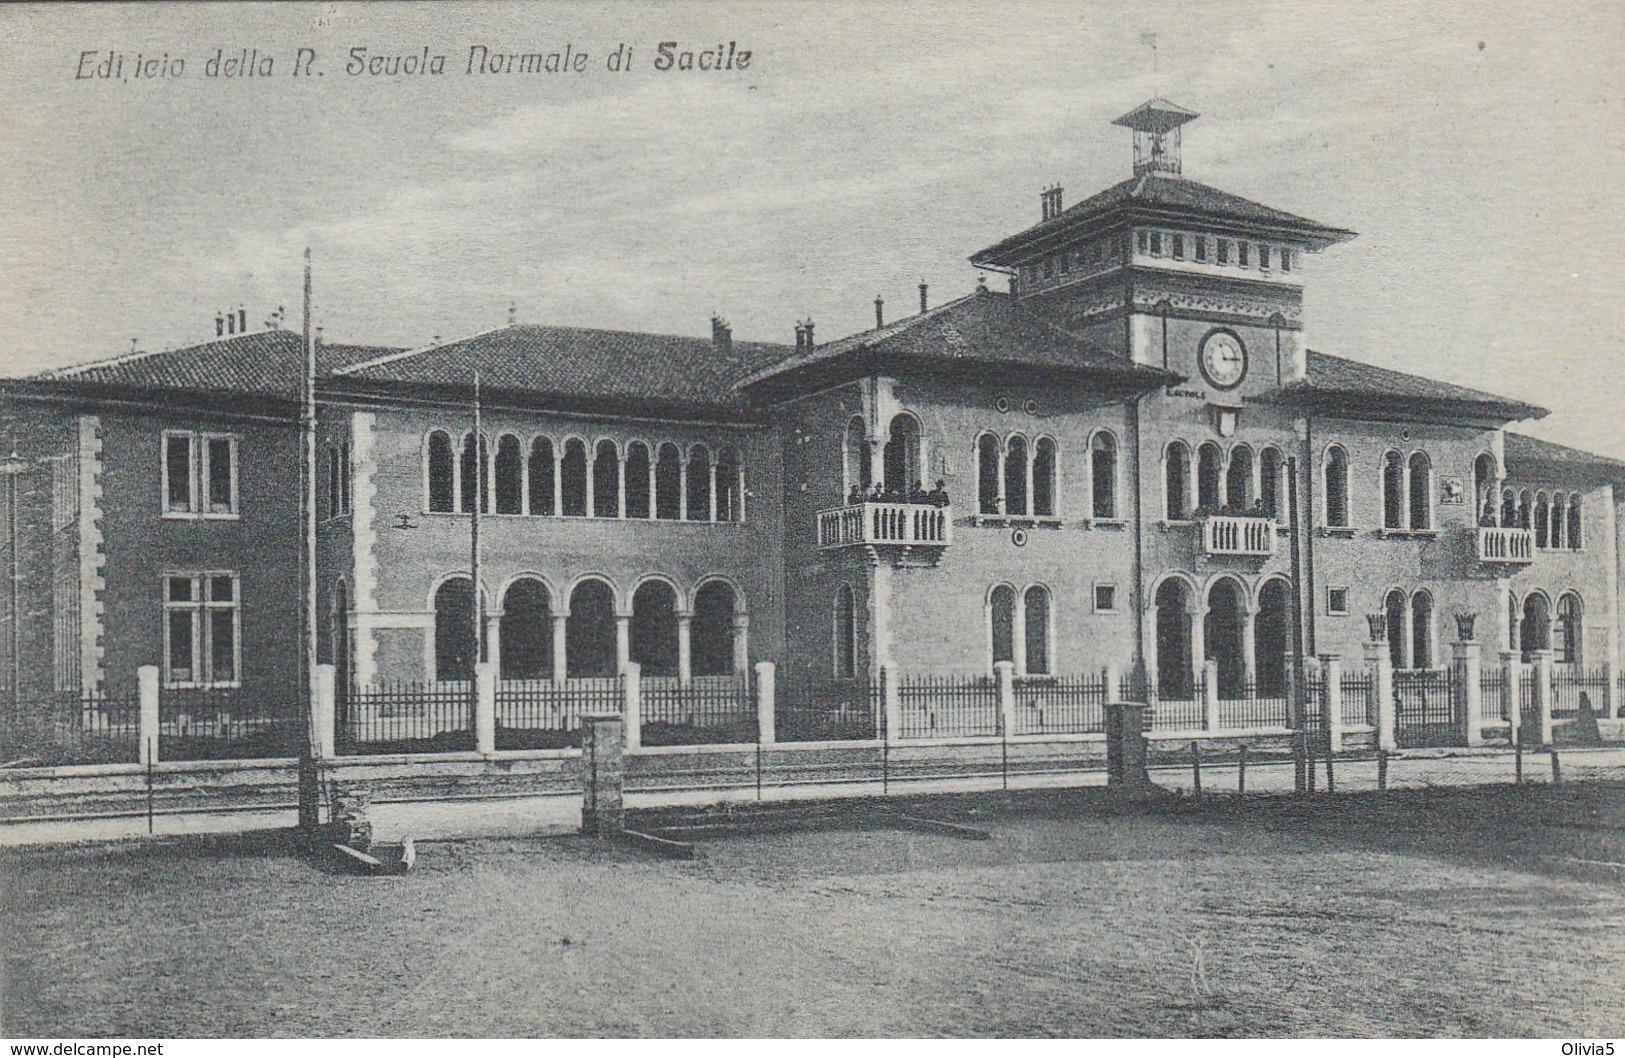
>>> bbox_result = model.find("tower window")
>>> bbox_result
[1137,231,1148,253]
[1217,239,1230,264]
[1171,234,1184,260]
[1258,244,1271,269]
[1149,232,1162,255]
[1238,242,1250,267]
[1280,248,1292,272]
[1194,236,1207,262]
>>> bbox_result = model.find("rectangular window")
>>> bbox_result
[1149,232,1162,255]
[1280,248,1292,272]
[339,441,351,514]
[1327,586,1350,616]
[1137,230,1148,253]
[162,572,241,687]
[1258,243,1271,269]
[1093,584,1118,614]
[162,431,237,517]
[1238,242,1250,267]
[1171,234,1184,260]
[1194,236,1207,262]
[1217,239,1230,264]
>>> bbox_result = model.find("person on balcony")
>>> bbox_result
[928,480,949,507]
[909,481,929,505]
[848,484,865,506]
[1479,503,1498,528]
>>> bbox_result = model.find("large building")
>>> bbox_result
[3,100,1622,756]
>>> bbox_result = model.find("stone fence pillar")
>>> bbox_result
[1105,702,1150,793]
[474,661,497,756]
[312,663,336,759]
[1202,660,1220,732]
[1321,654,1343,754]
[1104,662,1122,703]
[882,665,902,743]
[754,660,776,746]
[995,660,1016,737]
[621,661,641,750]
[1501,651,1522,745]
[1365,641,1395,753]
[137,665,160,766]
[1454,641,1482,747]
[581,713,626,836]
[1532,649,1555,746]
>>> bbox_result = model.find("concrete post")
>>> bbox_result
[1533,648,1555,746]
[1104,661,1122,703]
[137,664,160,766]
[676,612,693,686]
[1502,651,1522,745]
[1603,660,1614,719]
[551,614,568,685]
[1366,641,1396,753]
[754,660,776,746]
[1105,702,1150,792]
[474,661,496,755]
[615,614,631,674]
[733,614,750,677]
[1321,654,1343,754]
[995,659,1017,736]
[312,663,336,758]
[580,713,625,836]
[1202,659,1220,731]
[882,665,902,743]
[621,661,641,750]
[1454,640,1483,747]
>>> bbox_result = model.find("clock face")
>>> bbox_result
[1199,330,1248,389]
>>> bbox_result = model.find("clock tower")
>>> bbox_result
[970,99,1356,400]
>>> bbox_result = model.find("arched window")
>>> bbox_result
[1385,589,1407,670]
[1556,592,1583,665]
[1382,452,1404,530]
[1518,490,1533,531]
[1004,436,1029,516]
[1568,493,1583,549]
[833,585,857,679]
[1260,446,1283,519]
[433,577,476,682]
[1023,586,1051,676]
[977,434,1001,514]
[1323,445,1349,527]
[339,440,350,515]
[624,442,652,519]
[844,417,870,497]
[692,581,738,677]
[592,440,620,518]
[715,447,741,522]
[1033,438,1057,517]
[499,578,552,680]
[1226,444,1255,511]
[494,434,522,515]
[1549,493,1566,549]
[1474,453,1497,524]
[566,579,616,678]
[1534,491,1550,549]
[655,442,682,520]
[989,586,1017,668]
[1164,441,1191,520]
[1521,592,1552,659]
[1408,452,1431,530]
[1091,432,1117,519]
[1500,487,1516,530]
[686,444,712,521]
[427,431,455,513]
[1197,442,1222,513]
[1410,591,1434,669]
[325,445,341,520]
[460,433,489,514]
[560,439,588,517]
[883,414,921,496]
[630,580,679,677]
[528,437,555,516]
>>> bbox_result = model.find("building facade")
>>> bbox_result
[3,100,1622,754]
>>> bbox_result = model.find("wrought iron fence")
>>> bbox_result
[1550,666,1608,719]
[494,678,620,750]
[340,681,475,755]
[1149,691,1203,731]
[776,684,880,742]
[0,688,143,767]
[1301,668,1325,733]
[1216,679,1290,729]
[640,675,754,746]
[888,673,1000,738]
[158,685,301,760]
[1340,670,1374,727]
[1480,667,1509,721]
[1392,668,1461,748]
[1011,673,1107,735]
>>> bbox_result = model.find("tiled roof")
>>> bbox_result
[335,324,790,413]
[1504,433,1625,475]
[1258,350,1548,421]
[742,288,1177,393]
[35,331,402,402]
[972,173,1355,266]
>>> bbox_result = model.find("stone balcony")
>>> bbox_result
[1201,515,1277,558]
[1477,526,1534,565]
[816,501,952,552]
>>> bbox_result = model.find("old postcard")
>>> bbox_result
[1,0,1622,1043]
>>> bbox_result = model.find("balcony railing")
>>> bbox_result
[817,501,952,550]
[1202,515,1277,557]
[1478,526,1534,564]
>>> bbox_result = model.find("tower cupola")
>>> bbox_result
[1112,98,1199,177]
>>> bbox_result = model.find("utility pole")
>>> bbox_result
[1287,455,1308,793]
[302,250,319,753]
[470,370,483,696]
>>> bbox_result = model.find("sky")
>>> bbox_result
[2,1,1623,455]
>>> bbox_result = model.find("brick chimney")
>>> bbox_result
[919,282,928,314]
[711,314,732,354]
[874,297,884,329]
[1040,184,1064,221]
